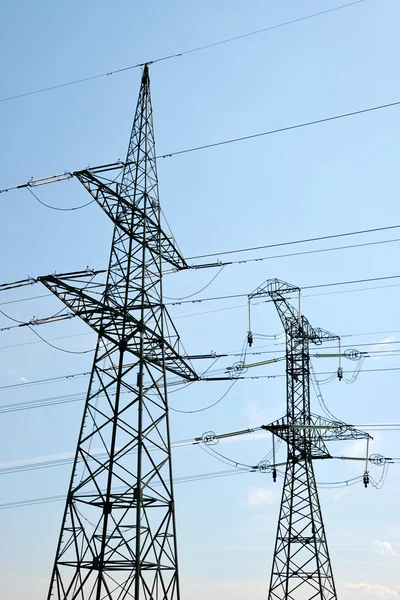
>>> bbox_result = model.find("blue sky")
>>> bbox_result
[1,0,400,598]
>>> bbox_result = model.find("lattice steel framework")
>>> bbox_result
[249,279,370,600]
[39,64,197,600]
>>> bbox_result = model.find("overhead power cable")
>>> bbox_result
[0,469,249,510]
[164,265,225,300]
[2,274,400,334]
[0,331,92,352]
[1,335,399,413]
[158,99,400,161]
[0,435,198,476]
[26,326,94,355]
[169,379,238,413]
[27,187,95,212]
[2,423,399,477]
[167,274,400,306]
[1,457,397,509]
[1,364,400,399]
[2,235,399,304]
[0,293,52,306]
[187,224,400,261]
[192,237,400,270]
[0,1,363,104]
[3,96,400,196]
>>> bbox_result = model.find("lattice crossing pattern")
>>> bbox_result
[250,279,370,599]
[40,65,196,600]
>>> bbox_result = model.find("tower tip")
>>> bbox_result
[142,63,150,85]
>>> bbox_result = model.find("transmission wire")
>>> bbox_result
[164,266,225,300]
[27,187,95,211]
[0,1,364,104]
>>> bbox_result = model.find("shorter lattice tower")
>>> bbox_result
[249,279,370,600]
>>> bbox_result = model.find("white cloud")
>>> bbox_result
[344,583,400,598]
[248,486,278,506]
[371,336,396,360]
[378,336,396,347]
[372,541,398,556]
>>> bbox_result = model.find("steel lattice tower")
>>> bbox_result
[39,64,197,600]
[249,279,370,600]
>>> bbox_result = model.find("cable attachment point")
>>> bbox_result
[226,361,247,378]
[369,453,386,466]
[201,431,218,445]
[257,459,271,473]
[363,470,369,488]
[344,349,361,361]
[337,366,343,381]
[272,468,277,482]
[247,331,253,347]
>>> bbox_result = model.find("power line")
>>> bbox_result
[170,379,238,414]
[27,187,95,212]
[159,99,400,161]
[0,436,197,475]
[0,331,92,352]
[187,224,400,261]
[1,274,400,336]
[0,469,249,510]
[26,325,94,355]
[0,363,399,400]
[1,232,400,305]
[1,453,398,509]
[236,367,400,380]
[0,1,364,104]
[3,426,399,478]
[174,282,400,319]
[167,275,400,306]
[3,94,400,196]
[196,237,400,269]
[0,293,52,306]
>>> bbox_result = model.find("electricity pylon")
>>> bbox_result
[39,64,197,600]
[249,279,370,600]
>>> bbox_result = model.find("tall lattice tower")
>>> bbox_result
[249,279,370,599]
[39,64,197,600]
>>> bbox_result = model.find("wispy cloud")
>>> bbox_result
[344,583,400,597]
[371,335,396,361]
[372,541,398,556]
[248,486,278,506]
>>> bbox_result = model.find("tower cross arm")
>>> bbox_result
[249,278,339,344]
[38,273,198,381]
[74,169,188,271]
[248,277,300,300]
[262,414,371,446]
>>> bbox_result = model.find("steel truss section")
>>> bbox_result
[41,64,196,600]
[249,279,370,599]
